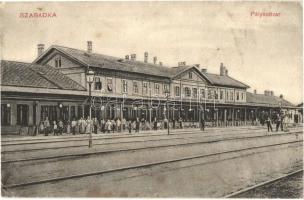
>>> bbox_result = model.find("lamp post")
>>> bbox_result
[165,88,170,135]
[86,69,95,148]
[251,110,254,125]
[58,103,63,120]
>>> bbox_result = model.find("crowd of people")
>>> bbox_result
[38,117,185,136]
[38,112,286,136]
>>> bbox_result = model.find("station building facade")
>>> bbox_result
[1,42,302,135]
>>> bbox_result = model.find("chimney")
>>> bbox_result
[153,56,157,64]
[279,94,283,99]
[144,52,148,63]
[264,90,270,96]
[220,63,226,76]
[254,89,257,94]
[37,44,45,57]
[201,68,207,73]
[87,41,92,53]
[194,64,200,68]
[225,69,228,76]
[125,55,129,60]
[178,61,186,67]
[159,62,163,66]
[270,91,274,96]
[131,54,136,61]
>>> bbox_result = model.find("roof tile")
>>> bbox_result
[1,60,86,91]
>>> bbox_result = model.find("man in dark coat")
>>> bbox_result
[266,116,273,132]
[200,118,205,131]
[135,118,140,133]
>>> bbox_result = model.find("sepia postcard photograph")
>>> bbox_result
[0,0,303,198]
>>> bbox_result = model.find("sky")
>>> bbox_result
[0,1,302,104]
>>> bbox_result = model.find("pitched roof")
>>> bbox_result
[37,45,175,78]
[203,73,249,89]
[1,60,86,91]
[246,92,295,107]
[34,45,249,88]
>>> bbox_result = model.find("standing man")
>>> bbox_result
[135,118,140,133]
[122,118,126,131]
[93,118,99,134]
[116,118,121,132]
[164,118,168,129]
[153,117,157,130]
[44,117,50,136]
[280,113,285,131]
[71,118,77,135]
[266,116,273,132]
[172,118,176,129]
[200,111,205,131]
[58,119,64,135]
[179,117,183,129]
[275,113,281,132]
[128,120,132,134]
[200,118,205,131]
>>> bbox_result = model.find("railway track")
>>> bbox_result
[224,169,303,198]
[1,126,266,146]
[2,140,302,190]
[1,127,276,154]
[2,130,302,164]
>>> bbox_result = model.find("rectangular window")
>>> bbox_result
[77,105,83,119]
[175,86,180,96]
[208,90,212,99]
[122,80,128,93]
[230,91,234,100]
[60,106,69,122]
[163,84,169,94]
[94,77,102,90]
[185,87,191,97]
[55,57,62,68]
[241,93,244,100]
[192,88,198,98]
[201,89,205,99]
[236,91,239,100]
[133,81,139,93]
[17,104,29,126]
[143,82,148,94]
[70,106,76,120]
[1,104,11,125]
[226,91,229,100]
[189,72,193,79]
[220,91,223,99]
[107,78,113,92]
[155,83,160,94]
[214,90,218,99]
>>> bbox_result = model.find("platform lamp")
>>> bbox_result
[58,103,63,120]
[86,68,95,148]
[164,88,170,135]
[251,110,254,125]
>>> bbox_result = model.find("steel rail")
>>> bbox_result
[223,169,304,198]
[2,131,302,164]
[1,128,274,153]
[2,140,302,190]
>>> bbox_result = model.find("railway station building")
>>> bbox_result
[1,42,302,135]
